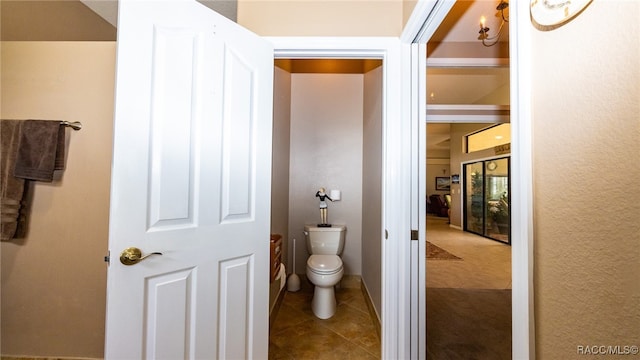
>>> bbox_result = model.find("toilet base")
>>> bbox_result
[311,285,337,319]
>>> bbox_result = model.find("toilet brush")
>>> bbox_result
[287,238,301,292]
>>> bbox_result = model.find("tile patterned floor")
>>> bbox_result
[269,216,510,360]
[269,278,381,359]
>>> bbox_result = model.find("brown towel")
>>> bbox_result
[1,120,27,241]
[1,119,67,240]
[14,120,65,182]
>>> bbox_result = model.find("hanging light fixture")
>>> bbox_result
[478,0,509,47]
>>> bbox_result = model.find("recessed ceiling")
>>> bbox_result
[426,123,452,152]
[428,0,509,61]
[425,1,510,111]
[426,1,511,158]
[427,67,510,105]
[275,59,382,74]
[431,0,509,44]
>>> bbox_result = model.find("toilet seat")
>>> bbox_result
[307,255,343,275]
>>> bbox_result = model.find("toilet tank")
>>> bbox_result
[304,225,346,255]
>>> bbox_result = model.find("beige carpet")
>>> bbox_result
[426,241,461,260]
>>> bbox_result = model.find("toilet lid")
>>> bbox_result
[307,255,343,274]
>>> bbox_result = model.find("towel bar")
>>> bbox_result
[61,121,82,131]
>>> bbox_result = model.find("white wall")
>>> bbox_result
[288,74,364,275]
[361,65,383,317]
[1,41,115,358]
[270,66,292,308]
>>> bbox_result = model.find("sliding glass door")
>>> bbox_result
[465,161,485,235]
[463,157,510,244]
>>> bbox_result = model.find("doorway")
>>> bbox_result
[268,57,385,358]
[412,0,520,357]
[425,122,512,359]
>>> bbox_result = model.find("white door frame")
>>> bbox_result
[401,1,535,359]
[267,36,407,359]
[407,42,427,359]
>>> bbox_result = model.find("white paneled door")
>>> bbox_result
[104,0,273,358]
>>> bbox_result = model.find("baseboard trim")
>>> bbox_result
[269,285,287,332]
[361,281,381,340]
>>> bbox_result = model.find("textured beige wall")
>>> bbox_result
[532,2,640,358]
[288,74,364,275]
[1,1,116,41]
[402,0,418,29]
[237,0,403,36]
[361,65,383,318]
[1,42,115,358]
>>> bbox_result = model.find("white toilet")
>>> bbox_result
[304,224,346,319]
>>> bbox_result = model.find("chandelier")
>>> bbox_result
[478,0,509,47]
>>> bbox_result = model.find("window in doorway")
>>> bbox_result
[465,123,510,153]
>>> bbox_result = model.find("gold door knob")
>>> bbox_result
[120,247,163,266]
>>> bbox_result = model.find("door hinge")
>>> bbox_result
[385,229,389,240]
[411,230,419,241]
[104,251,110,265]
